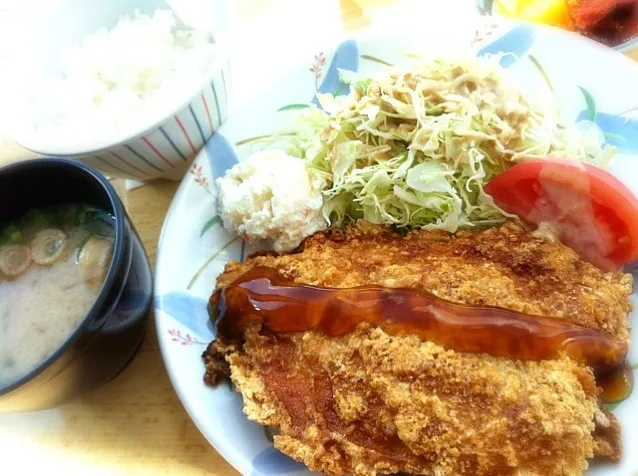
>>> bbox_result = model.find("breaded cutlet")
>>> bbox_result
[204,221,634,476]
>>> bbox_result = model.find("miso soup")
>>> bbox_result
[0,204,115,387]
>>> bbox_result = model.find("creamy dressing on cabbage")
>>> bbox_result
[280,56,613,231]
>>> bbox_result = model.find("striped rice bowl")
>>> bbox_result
[12,9,230,181]
[82,62,229,181]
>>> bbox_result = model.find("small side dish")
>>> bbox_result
[490,0,638,47]
[0,204,114,387]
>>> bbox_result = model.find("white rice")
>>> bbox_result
[23,9,218,145]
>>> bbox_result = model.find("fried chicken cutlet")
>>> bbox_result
[204,221,634,476]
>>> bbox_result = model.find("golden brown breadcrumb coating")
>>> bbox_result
[204,221,633,475]
[209,326,617,476]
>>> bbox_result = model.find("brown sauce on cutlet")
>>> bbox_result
[214,267,628,382]
[599,363,634,404]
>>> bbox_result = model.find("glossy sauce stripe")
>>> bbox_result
[216,267,627,377]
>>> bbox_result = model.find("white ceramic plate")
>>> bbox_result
[155,18,638,476]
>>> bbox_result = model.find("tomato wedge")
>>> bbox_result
[484,158,638,271]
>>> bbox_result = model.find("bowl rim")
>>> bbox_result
[0,158,127,396]
[7,52,230,157]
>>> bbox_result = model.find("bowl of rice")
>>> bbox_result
[5,0,231,181]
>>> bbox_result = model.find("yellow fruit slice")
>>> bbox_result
[494,0,574,30]
[495,0,525,16]
[519,0,572,29]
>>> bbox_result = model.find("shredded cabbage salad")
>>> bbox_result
[281,56,614,232]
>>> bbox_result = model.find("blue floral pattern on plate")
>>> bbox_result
[155,292,215,340]
[477,24,535,67]
[312,39,359,106]
[251,446,308,476]
[576,111,638,154]
[204,131,239,179]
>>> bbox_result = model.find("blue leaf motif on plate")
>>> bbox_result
[477,24,535,68]
[251,446,307,476]
[576,111,638,154]
[312,39,359,107]
[204,132,239,179]
[155,292,215,340]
